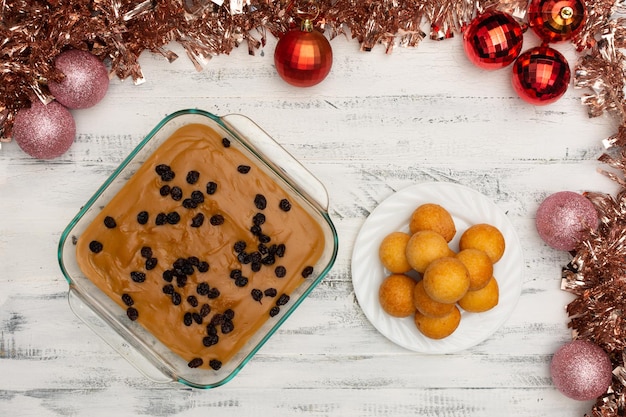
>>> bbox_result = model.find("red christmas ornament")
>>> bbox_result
[274,19,333,87]
[511,45,570,105]
[528,0,587,43]
[463,10,524,70]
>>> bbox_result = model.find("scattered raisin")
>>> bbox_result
[192,312,203,324]
[233,241,246,253]
[162,270,174,282]
[160,170,175,182]
[279,198,292,212]
[187,295,199,307]
[191,213,205,227]
[170,186,183,201]
[239,253,251,264]
[264,288,277,297]
[261,255,275,266]
[140,246,153,258]
[188,358,203,368]
[162,284,174,294]
[104,216,117,229]
[274,266,287,278]
[145,257,158,270]
[126,307,139,321]
[258,234,271,244]
[155,213,167,225]
[191,191,204,204]
[182,198,197,209]
[171,292,182,305]
[187,256,200,266]
[121,293,134,306]
[200,303,211,317]
[206,324,218,335]
[159,185,171,196]
[254,194,267,210]
[206,181,217,195]
[221,320,234,334]
[234,276,249,287]
[269,306,280,317]
[221,138,231,147]
[251,289,263,302]
[130,271,146,283]
[301,266,314,278]
[210,314,224,326]
[276,244,286,258]
[250,252,262,263]
[258,243,268,254]
[209,359,222,370]
[183,312,193,326]
[206,288,220,299]
[176,275,188,288]
[89,240,103,253]
[237,165,250,174]
[277,294,290,306]
[251,262,261,272]
[197,282,210,295]
[230,269,242,279]
[186,170,200,184]
[166,212,180,224]
[250,225,262,236]
[197,261,209,273]
[210,214,224,226]
[223,309,235,320]
[137,211,149,224]
[155,164,170,175]
[203,334,219,347]
[253,213,266,225]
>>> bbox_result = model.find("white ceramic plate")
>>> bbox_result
[352,182,524,354]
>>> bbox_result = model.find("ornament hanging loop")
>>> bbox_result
[294,0,320,21]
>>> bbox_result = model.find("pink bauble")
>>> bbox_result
[535,191,598,251]
[551,340,612,401]
[13,100,76,159]
[48,49,109,109]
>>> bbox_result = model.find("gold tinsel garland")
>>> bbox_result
[2,1,626,415]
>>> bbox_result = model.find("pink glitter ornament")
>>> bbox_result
[48,49,109,109]
[13,100,76,159]
[550,340,612,401]
[535,191,599,251]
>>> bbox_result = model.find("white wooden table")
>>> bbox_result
[0,32,620,416]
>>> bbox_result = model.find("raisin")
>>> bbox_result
[253,213,266,225]
[206,288,220,299]
[192,313,203,324]
[162,270,174,282]
[162,284,174,294]
[221,320,234,334]
[250,224,261,235]
[230,269,242,279]
[235,276,249,287]
[276,244,286,258]
[269,306,280,317]
[89,240,103,253]
[197,261,209,273]
[187,256,200,266]
[186,170,200,184]
[302,266,314,278]
[176,275,188,288]
[222,137,231,147]
[277,294,290,306]
[200,303,211,317]
[159,185,171,196]
[166,212,180,224]
[126,307,139,321]
[197,282,210,296]
[261,255,275,266]
[210,314,224,326]
[206,324,218,335]
[250,252,262,263]
[182,198,197,209]
[104,216,117,229]
[171,292,182,305]
[264,288,277,297]
[188,358,203,368]
[258,243,268,254]
[121,293,134,306]
[206,181,217,195]
[183,312,193,326]
[145,257,158,270]
[203,334,219,347]
[187,295,199,307]
[251,262,261,272]
[279,198,292,212]
[170,186,183,201]
[251,289,263,302]
[254,194,267,210]
[155,213,167,225]
[240,253,251,264]
[210,214,224,226]
[223,309,235,320]
[130,271,146,283]
[237,165,250,174]
[274,266,286,278]
[191,191,204,204]
[140,246,153,258]
[173,258,188,269]
[191,213,205,227]
[209,359,222,370]
[259,234,271,244]
[160,170,175,182]
[137,211,149,224]
[233,241,246,253]
[155,164,170,175]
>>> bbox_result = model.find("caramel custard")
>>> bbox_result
[76,123,325,370]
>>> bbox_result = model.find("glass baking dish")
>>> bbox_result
[58,109,338,388]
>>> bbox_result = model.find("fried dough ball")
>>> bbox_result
[414,305,462,339]
[378,231,412,273]
[455,248,493,291]
[457,276,499,313]
[413,280,455,318]
[422,257,470,304]
[405,230,454,273]
[378,274,417,318]
[409,203,456,242]
[459,223,506,263]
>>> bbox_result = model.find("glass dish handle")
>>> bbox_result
[68,287,175,384]
[222,114,329,212]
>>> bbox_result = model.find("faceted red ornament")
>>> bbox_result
[528,0,587,43]
[274,20,333,87]
[463,11,524,70]
[512,45,571,105]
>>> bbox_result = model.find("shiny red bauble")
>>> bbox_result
[528,0,587,43]
[512,45,571,105]
[463,10,524,70]
[274,25,333,87]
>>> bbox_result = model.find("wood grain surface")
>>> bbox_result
[0,31,620,416]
